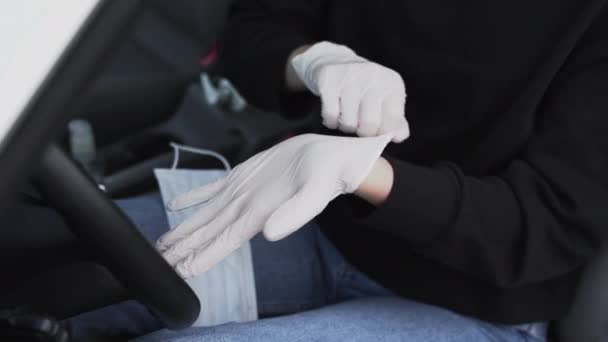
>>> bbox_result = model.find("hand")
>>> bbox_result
[291,41,409,143]
[157,133,391,278]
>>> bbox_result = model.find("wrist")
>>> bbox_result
[354,156,394,206]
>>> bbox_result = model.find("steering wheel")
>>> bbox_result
[0,0,199,330]
[35,145,200,329]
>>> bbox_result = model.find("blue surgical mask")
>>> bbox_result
[154,143,257,327]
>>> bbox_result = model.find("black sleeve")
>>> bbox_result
[219,0,327,113]
[358,9,608,288]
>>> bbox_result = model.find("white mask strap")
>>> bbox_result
[170,142,232,172]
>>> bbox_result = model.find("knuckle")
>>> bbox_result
[385,71,405,90]
[380,121,401,135]
[163,249,180,264]
[177,258,194,277]
[157,238,171,250]
[157,234,171,244]
[339,114,357,124]
[166,241,182,254]
[385,100,406,117]
[317,66,337,85]
[357,128,375,137]
[321,107,339,119]
[387,68,403,81]
[359,117,380,130]
[359,110,381,123]
[359,114,380,127]
[181,256,193,270]
[339,119,358,131]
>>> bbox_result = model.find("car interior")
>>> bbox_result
[0,1,606,341]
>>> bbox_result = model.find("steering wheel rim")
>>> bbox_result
[35,145,200,329]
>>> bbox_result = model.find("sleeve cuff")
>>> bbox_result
[355,157,460,245]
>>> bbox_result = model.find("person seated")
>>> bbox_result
[71,0,608,340]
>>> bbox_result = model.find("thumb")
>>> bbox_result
[320,85,340,130]
[263,182,332,241]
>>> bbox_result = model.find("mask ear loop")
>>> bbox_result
[170,142,232,172]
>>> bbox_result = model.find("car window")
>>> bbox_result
[0,0,99,152]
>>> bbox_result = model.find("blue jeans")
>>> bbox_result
[67,194,544,342]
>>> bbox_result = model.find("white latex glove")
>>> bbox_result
[291,41,409,143]
[157,133,391,278]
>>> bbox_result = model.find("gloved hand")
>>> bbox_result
[291,41,409,143]
[157,133,391,278]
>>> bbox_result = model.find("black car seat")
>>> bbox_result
[103,0,233,76]
[555,248,608,342]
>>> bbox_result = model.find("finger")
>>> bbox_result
[380,93,409,143]
[176,215,257,278]
[263,182,331,242]
[356,90,383,137]
[156,198,222,252]
[161,198,244,265]
[161,201,239,266]
[379,115,410,143]
[393,116,411,143]
[168,177,227,211]
[319,85,340,130]
[337,86,360,134]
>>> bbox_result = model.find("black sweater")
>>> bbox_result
[220,0,608,324]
